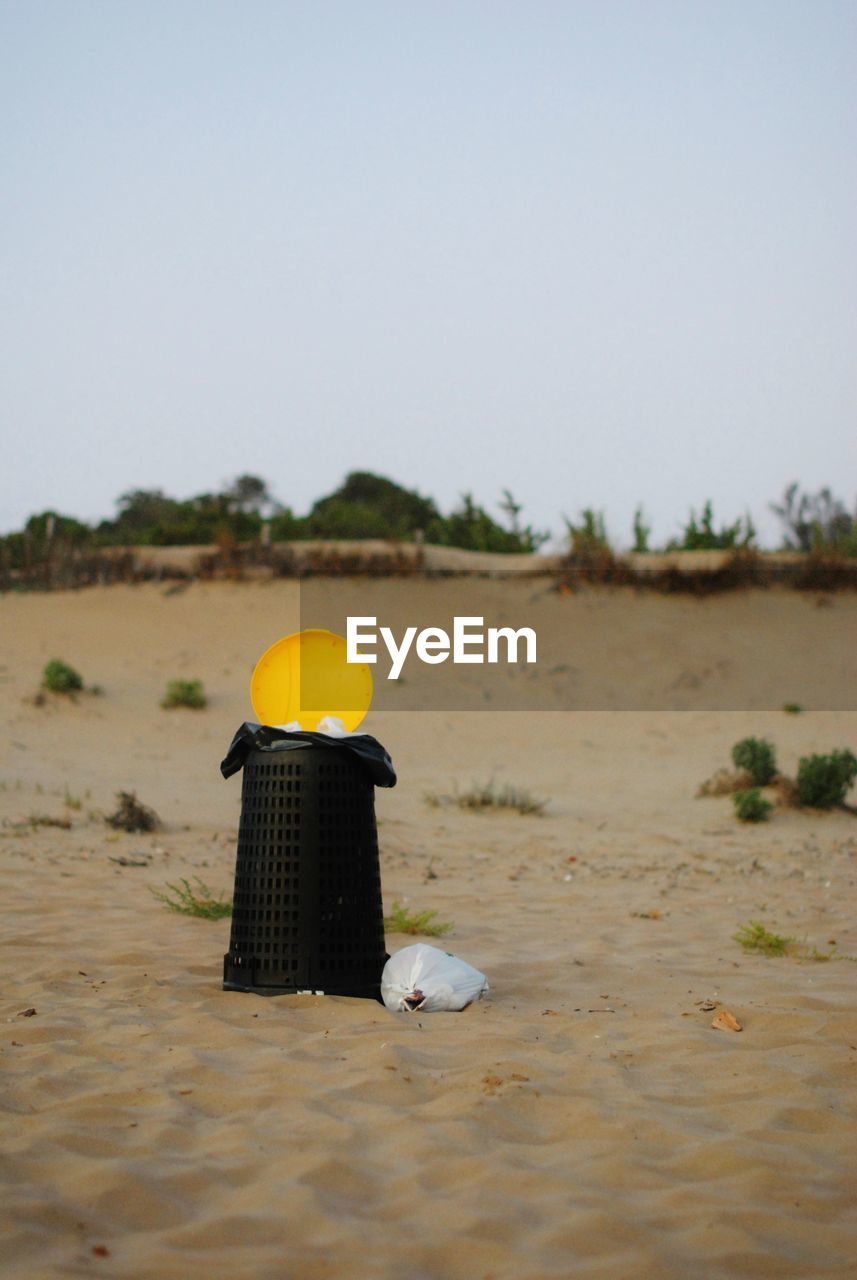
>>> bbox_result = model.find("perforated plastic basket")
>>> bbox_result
[223,746,387,998]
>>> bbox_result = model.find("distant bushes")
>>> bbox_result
[563,499,758,560]
[587,486,855,558]
[771,484,857,556]
[664,501,756,552]
[2,477,856,585]
[0,471,548,564]
[699,737,857,820]
[305,471,437,542]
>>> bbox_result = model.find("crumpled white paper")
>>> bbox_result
[274,716,353,737]
[381,943,489,1013]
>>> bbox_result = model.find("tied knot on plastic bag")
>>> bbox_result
[381,944,489,1013]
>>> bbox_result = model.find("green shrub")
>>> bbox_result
[731,737,777,786]
[782,703,803,715]
[796,750,857,809]
[161,679,207,710]
[733,789,772,823]
[42,659,83,694]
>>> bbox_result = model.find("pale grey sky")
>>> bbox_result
[2,0,855,547]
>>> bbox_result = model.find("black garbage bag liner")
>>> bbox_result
[220,722,396,788]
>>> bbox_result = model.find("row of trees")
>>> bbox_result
[1,472,550,569]
[2,475,856,570]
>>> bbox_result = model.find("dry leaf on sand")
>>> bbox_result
[711,1008,742,1032]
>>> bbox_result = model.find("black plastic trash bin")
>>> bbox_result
[221,728,394,999]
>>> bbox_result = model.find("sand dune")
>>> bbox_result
[2,582,856,1278]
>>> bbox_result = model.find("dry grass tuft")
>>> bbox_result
[696,767,754,797]
[106,791,160,833]
[28,813,72,830]
[426,780,547,816]
[771,773,801,808]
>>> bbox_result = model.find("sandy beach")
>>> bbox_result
[2,581,856,1279]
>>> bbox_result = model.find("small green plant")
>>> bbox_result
[384,900,453,937]
[731,737,777,786]
[796,749,857,809]
[151,877,232,919]
[782,703,803,715]
[669,500,756,551]
[42,659,83,694]
[734,921,793,955]
[771,482,857,554]
[426,780,546,816]
[734,920,841,962]
[106,790,160,832]
[565,508,610,554]
[63,789,82,810]
[632,505,651,553]
[733,788,773,823]
[161,678,207,710]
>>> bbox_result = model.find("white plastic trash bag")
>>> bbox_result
[274,716,353,737]
[381,944,489,1013]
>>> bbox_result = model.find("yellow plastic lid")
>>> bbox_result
[249,628,373,732]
